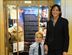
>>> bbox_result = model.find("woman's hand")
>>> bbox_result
[63,52,67,55]
[44,44,48,55]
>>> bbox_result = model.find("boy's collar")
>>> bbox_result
[36,41,44,45]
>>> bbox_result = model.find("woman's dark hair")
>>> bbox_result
[49,4,62,19]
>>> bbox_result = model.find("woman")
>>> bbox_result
[44,4,69,55]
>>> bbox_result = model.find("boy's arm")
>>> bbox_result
[29,45,34,55]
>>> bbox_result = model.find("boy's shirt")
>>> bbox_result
[29,41,44,55]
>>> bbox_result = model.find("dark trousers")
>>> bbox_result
[48,49,63,55]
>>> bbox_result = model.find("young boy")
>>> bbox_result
[29,31,45,55]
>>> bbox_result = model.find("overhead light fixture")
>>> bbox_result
[24,1,31,4]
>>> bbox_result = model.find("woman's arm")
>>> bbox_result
[63,19,69,52]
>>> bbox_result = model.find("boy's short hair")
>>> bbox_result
[35,31,43,38]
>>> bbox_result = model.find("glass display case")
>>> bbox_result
[3,0,61,55]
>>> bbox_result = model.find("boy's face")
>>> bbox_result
[35,34,43,43]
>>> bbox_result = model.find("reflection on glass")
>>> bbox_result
[21,6,38,54]
[7,5,24,55]
[39,5,48,40]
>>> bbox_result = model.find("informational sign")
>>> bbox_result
[13,41,24,52]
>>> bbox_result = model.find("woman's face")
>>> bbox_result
[52,6,60,18]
